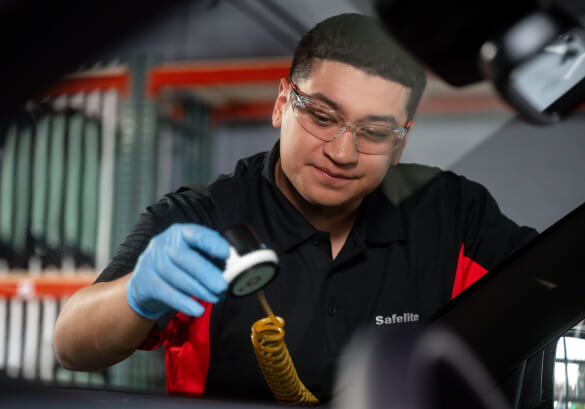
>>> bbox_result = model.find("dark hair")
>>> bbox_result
[290,13,427,121]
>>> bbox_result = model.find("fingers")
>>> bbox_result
[167,245,228,296]
[129,223,231,319]
[127,272,205,319]
[158,252,225,302]
[154,279,206,317]
[180,224,231,260]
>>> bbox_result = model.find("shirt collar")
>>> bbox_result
[356,186,405,244]
[261,140,405,252]
[261,141,316,252]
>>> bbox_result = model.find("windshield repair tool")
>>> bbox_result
[221,225,279,296]
[222,225,318,404]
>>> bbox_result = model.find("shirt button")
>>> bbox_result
[311,236,321,245]
[328,303,337,316]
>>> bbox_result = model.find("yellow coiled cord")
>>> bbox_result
[251,291,319,405]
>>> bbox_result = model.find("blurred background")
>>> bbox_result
[0,0,584,406]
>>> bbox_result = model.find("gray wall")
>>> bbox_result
[211,122,279,177]
[449,114,585,232]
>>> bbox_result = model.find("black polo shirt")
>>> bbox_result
[96,141,537,402]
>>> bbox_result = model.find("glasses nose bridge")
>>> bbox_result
[334,120,358,144]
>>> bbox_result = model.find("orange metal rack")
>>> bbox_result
[0,272,96,299]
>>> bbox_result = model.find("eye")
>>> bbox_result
[360,127,395,142]
[308,110,336,127]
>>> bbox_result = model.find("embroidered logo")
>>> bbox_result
[375,313,420,325]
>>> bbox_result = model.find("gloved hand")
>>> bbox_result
[126,223,230,319]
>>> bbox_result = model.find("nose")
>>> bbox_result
[323,124,359,166]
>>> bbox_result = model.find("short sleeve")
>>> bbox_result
[451,178,538,298]
[461,179,538,267]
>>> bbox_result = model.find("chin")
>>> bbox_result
[304,191,359,209]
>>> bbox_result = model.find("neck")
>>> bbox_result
[275,160,360,258]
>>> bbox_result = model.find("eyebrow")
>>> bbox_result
[359,115,400,127]
[308,92,343,113]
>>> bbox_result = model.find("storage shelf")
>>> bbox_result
[0,270,97,298]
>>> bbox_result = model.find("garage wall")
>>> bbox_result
[448,113,585,232]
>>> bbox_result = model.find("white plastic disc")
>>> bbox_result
[223,247,279,296]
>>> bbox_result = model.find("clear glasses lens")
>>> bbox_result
[290,90,404,154]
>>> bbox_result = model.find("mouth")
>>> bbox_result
[314,166,358,180]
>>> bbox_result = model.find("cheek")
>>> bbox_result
[363,157,392,186]
[279,116,304,172]
[390,147,404,166]
[280,113,318,165]
[279,122,297,160]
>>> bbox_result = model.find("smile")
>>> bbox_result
[313,166,358,183]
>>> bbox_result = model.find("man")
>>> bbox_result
[53,13,536,403]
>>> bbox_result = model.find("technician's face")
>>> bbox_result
[272,59,411,211]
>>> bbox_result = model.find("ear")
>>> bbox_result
[390,125,411,166]
[272,78,289,128]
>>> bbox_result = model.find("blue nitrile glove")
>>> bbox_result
[126,223,230,320]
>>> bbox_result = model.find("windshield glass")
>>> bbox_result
[0,1,584,407]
